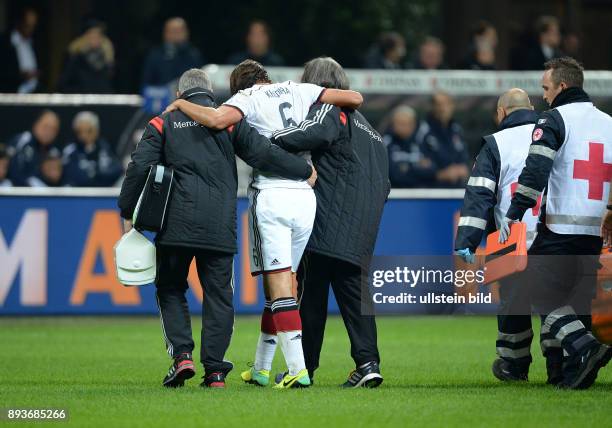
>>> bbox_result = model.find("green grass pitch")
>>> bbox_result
[1,316,610,427]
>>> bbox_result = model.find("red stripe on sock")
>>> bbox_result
[261,308,276,334]
[273,309,302,332]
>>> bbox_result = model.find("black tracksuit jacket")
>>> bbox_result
[272,103,390,269]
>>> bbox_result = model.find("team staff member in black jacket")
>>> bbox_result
[118,69,315,388]
[499,58,612,389]
[272,57,390,388]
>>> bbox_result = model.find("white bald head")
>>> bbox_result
[496,88,533,125]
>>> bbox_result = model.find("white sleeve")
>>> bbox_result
[297,83,325,106]
[223,91,252,118]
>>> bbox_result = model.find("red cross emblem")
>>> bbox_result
[573,142,612,200]
[511,182,542,216]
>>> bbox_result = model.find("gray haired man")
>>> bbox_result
[63,110,123,187]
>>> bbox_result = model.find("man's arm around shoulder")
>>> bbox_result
[272,103,343,152]
[229,119,314,183]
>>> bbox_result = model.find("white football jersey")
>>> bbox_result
[224,80,324,189]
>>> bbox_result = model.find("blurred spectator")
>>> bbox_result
[422,92,469,187]
[8,110,61,186]
[0,145,12,187]
[520,16,562,70]
[27,151,65,187]
[459,21,497,70]
[227,20,284,66]
[411,36,446,70]
[363,32,407,69]
[562,31,581,60]
[0,7,39,93]
[385,105,436,188]
[62,111,123,187]
[58,19,114,93]
[142,17,204,87]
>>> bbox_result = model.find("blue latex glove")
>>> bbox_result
[498,217,516,244]
[455,248,475,264]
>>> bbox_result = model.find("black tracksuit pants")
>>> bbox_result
[528,227,601,315]
[496,270,542,368]
[528,227,601,359]
[155,245,234,374]
[297,251,379,375]
[498,227,600,366]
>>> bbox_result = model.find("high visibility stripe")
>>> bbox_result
[546,214,602,227]
[540,339,561,352]
[548,305,576,319]
[467,176,496,192]
[515,184,541,200]
[497,329,533,343]
[526,231,537,243]
[558,320,585,338]
[458,216,487,230]
[496,346,531,359]
[529,144,557,160]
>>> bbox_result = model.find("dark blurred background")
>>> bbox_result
[0,0,611,191]
[0,0,611,93]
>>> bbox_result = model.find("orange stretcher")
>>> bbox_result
[482,222,528,284]
[593,247,612,344]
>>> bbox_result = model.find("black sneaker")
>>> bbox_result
[201,372,226,388]
[491,358,528,381]
[560,344,612,390]
[201,363,234,388]
[545,354,564,386]
[163,352,195,388]
[341,361,383,388]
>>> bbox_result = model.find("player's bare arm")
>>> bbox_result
[165,101,242,129]
[320,88,363,109]
[307,165,317,188]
